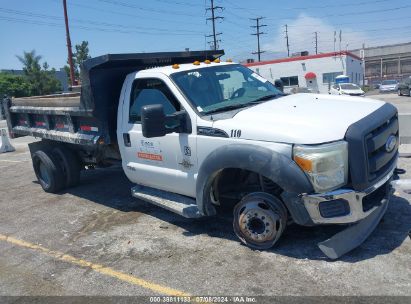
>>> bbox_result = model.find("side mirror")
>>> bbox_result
[141,104,167,138]
[274,79,284,92]
[141,104,192,138]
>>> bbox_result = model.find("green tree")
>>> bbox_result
[16,50,61,95]
[65,41,91,83]
[0,73,32,98]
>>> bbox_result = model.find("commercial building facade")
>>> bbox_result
[351,42,411,86]
[244,51,364,94]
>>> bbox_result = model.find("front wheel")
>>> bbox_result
[233,192,287,250]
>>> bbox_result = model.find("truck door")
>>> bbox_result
[120,76,197,197]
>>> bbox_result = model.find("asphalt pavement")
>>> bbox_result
[0,125,410,297]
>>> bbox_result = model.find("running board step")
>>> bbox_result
[131,185,203,218]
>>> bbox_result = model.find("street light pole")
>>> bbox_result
[63,0,75,87]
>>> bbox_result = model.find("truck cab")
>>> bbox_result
[3,51,399,259]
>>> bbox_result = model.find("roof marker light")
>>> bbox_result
[214,58,220,63]
[226,58,233,62]
[193,61,200,65]
[204,59,211,64]
[172,64,180,69]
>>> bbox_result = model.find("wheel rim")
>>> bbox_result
[39,162,50,185]
[235,200,282,244]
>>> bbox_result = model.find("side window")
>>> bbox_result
[129,78,180,123]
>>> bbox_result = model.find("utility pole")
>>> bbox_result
[251,17,266,62]
[284,24,290,57]
[206,0,224,50]
[314,31,318,54]
[62,0,75,87]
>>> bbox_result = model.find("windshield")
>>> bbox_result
[340,83,360,90]
[171,64,282,114]
[381,80,397,85]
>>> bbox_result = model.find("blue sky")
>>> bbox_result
[0,0,410,70]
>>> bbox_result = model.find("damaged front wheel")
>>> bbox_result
[233,192,287,250]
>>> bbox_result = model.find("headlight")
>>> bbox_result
[293,141,348,193]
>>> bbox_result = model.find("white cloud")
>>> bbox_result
[263,14,369,55]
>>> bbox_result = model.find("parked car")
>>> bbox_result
[3,51,399,259]
[397,77,411,96]
[379,80,399,93]
[329,83,365,96]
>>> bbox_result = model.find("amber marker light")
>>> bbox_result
[204,59,211,64]
[172,64,180,69]
[294,155,313,172]
[193,61,200,65]
[226,58,233,62]
[214,58,221,63]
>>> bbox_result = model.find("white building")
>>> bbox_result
[244,51,364,94]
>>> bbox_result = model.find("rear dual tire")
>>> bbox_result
[32,147,81,193]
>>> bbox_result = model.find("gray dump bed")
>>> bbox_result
[2,50,224,147]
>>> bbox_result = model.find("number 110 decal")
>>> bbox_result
[230,129,241,138]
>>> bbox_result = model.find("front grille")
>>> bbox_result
[365,115,399,182]
[345,103,398,191]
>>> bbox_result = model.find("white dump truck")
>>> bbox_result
[2,51,399,259]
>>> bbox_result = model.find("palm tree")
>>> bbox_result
[16,50,42,76]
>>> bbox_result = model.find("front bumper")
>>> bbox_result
[302,169,394,224]
[300,170,394,259]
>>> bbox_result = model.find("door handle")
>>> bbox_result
[123,133,131,147]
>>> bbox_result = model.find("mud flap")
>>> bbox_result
[318,198,389,260]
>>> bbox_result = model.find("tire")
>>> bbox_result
[32,150,65,193]
[52,146,81,187]
[233,192,288,250]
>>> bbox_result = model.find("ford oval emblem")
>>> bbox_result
[385,135,397,153]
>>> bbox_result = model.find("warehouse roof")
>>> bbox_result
[244,51,362,67]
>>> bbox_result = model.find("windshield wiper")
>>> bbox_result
[250,93,282,103]
[204,103,251,115]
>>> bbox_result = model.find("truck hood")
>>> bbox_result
[212,93,385,144]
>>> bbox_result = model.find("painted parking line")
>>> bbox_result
[0,159,28,163]
[0,233,191,296]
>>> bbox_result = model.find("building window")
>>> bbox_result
[280,76,299,86]
[323,72,343,84]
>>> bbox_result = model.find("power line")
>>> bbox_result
[0,7,204,35]
[0,15,202,36]
[48,0,205,27]
[250,17,266,62]
[95,0,198,17]
[206,0,224,50]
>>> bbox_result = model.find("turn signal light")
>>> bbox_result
[294,155,313,172]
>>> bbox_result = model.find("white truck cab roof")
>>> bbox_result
[138,61,236,76]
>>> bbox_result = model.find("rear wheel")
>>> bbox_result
[233,192,287,250]
[32,150,65,193]
[52,146,82,187]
